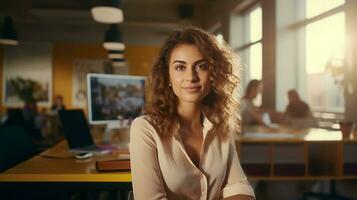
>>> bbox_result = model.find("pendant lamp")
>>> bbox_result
[103,24,125,50]
[0,17,18,45]
[112,58,126,67]
[108,50,124,59]
[91,0,123,23]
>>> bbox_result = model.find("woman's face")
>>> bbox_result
[168,44,211,104]
[251,83,262,98]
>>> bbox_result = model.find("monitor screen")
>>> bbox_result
[87,73,146,124]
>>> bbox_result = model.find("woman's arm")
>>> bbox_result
[130,117,168,200]
[220,137,255,199]
[251,109,267,126]
[224,194,255,200]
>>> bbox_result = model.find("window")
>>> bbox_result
[249,42,262,80]
[236,6,262,82]
[306,0,345,18]
[304,0,345,112]
[215,33,224,46]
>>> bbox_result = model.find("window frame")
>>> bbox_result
[234,4,263,83]
[293,1,346,113]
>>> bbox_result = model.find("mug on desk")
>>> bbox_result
[339,121,355,138]
[110,128,130,149]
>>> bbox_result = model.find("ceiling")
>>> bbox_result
[0,0,233,45]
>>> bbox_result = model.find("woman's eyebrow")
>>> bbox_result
[172,59,206,65]
[193,59,207,66]
[172,60,186,64]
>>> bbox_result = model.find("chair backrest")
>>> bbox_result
[2,108,25,127]
[0,126,37,172]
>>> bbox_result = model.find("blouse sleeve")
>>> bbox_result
[221,136,255,199]
[129,117,168,200]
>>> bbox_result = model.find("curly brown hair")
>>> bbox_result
[144,26,240,139]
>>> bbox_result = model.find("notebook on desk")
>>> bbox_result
[262,112,279,128]
[96,159,131,172]
[58,109,113,154]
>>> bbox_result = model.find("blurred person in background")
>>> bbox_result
[281,89,317,129]
[240,79,271,128]
[51,95,66,112]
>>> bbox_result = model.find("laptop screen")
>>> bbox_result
[58,109,95,149]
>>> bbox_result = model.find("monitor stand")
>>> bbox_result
[103,121,121,144]
[102,120,130,144]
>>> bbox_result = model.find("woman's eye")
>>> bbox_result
[175,65,185,71]
[196,64,208,70]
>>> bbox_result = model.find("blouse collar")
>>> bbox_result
[173,115,214,140]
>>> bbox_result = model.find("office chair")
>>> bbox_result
[2,108,25,127]
[0,126,38,172]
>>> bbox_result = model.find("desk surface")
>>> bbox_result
[1,127,356,183]
[236,127,357,180]
[0,140,131,183]
[238,127,357,143]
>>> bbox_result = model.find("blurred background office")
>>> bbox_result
[1,0,357,200]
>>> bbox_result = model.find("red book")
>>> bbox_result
[96,159,131,172]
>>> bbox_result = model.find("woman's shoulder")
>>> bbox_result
[131,115,160,138]
[131,115,154,129]
[130,115,160,149]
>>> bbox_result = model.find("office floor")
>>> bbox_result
[254,180,357,200]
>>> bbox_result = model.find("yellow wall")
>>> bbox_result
[126,45,161,76]
[0,43,160,112]
[52,43,107,109]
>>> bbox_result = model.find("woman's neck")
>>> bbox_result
[177,102,202,130]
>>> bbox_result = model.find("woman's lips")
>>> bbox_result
[182,86,202,92]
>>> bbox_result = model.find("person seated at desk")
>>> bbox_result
[240,79,271,128]
[130,27,255,200]
[2,100,45,140]
[23,100,45,139]
[51,95,66,112]
[281,89,317,129]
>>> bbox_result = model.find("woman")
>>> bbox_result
[240,79,268,127]
[130,27,255,200]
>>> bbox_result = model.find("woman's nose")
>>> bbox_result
[185,69,199,82]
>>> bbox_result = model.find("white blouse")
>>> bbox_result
[129,115,255,200]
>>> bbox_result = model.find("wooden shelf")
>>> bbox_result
[236,128,357,180]
[242,164,271,177]
[343,163,357,175]
[274,164,305,176]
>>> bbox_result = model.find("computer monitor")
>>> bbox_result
[87,73,146,127]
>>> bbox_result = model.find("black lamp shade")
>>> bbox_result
[108,50,124,54]
[108,50,124,59]
[103,24,125,50]
[0,17,18,45]
[111,58,125,62]
[92,0,121,7]
[111,57,126,67]
[105,24,122,42]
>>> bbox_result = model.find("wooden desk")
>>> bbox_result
[236,127,357,180]
[0,140,131,190]
[2,126,356,185]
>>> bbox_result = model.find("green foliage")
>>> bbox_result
[9,77,41,103]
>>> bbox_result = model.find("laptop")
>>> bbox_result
[262,112,279,129]
[58,109,111,154]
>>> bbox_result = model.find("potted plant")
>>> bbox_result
[9,77,42,104]
[326,57,355,137]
